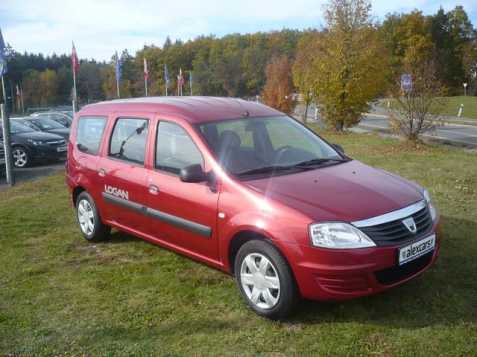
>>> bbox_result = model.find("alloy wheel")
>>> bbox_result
[240,253,280,309]
[77,199,95,235]
[12,148,28,168]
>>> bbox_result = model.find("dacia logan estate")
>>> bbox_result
[66,97,440,319]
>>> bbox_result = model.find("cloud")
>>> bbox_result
[1,0,476,61]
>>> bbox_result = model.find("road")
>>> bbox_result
[359,113,477,148]
[296,104,477,148]
[0,161,65,190]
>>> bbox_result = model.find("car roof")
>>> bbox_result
[79,96,283,124]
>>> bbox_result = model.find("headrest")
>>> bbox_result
[218,130,241,150]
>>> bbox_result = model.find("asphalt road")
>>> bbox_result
[0,161,65,189]
[360,114,477,148]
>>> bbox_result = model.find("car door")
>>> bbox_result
[97,114,152,234]
[145,119,219,261]
[70,115,108,205]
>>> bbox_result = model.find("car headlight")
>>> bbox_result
[309,222,376,249]
[423,189,437,221]
[27,139,44,146]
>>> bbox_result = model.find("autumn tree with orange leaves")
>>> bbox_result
[262,56,295,114]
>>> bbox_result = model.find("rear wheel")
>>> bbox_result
[12,146,30,168]
[76,191,110,242]
[235,240,298,319]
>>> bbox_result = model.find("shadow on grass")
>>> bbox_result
[105,230,139,244]
[96,216,477,328]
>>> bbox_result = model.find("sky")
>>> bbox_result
[1,0,476,62]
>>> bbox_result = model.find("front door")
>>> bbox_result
[146,120,219,261]
[98,115,151,233]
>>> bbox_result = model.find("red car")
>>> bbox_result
[66,97,440,319]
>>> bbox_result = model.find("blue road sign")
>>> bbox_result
[401,74,412,92]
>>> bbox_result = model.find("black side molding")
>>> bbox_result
[146,207,211,237]
[102,192,212,238]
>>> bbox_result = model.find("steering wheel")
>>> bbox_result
[274,146,295,163]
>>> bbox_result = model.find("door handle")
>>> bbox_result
[98,168,106,177]
[149,185,159,195]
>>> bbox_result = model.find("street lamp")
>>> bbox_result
[463,82,468,96]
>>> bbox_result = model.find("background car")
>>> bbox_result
[0,120,66,168]
[30,111,73,128]
[0,141,5,176]
[16,116,70,140]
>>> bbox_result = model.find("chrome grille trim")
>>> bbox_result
[351,200,426,228]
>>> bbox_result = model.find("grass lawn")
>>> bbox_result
[378,96,477,119]
[1,130,476,355]
[438,96,477,119]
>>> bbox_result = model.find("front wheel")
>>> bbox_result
[235,240,298,319]
[12,146,30,168]
[76,191,110,242]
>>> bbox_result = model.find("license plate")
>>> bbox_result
[399,235,435,265]
[57,146,67,152]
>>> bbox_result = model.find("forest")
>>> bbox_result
[2,5,476,113]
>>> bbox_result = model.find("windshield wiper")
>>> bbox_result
[235,158,349,177]
[235,165,297,177]
[293,158,349,168]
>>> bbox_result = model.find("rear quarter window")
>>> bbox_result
[109,118,149,165]
[76,116,107,155]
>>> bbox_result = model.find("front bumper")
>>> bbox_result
[30,145,67,161]
[290,221,441,301]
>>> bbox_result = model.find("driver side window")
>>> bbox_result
[155,121,203,175]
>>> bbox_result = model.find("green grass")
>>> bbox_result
[438,96,477,119]
[379,96,477,119]
[1,130,477,355]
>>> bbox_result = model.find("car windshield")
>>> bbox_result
[30,117,65,130]
[197,116,347,179]
[9,120,36,134]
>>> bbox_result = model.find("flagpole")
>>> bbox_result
[1,75,6,104]
[20,85,24,113]
[72,65,77,113]
[189,71,193,96]
[116,76,120,98]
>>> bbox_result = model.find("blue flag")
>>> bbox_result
[115,52,122,82]
[164,64,169,86]
[0,29,7,76]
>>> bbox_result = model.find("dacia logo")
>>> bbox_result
[402,217,417,233]
[104,185,129,200]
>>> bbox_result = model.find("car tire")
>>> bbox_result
[12,146,30,168]
[75,191,111,242]
[235,239,298,320]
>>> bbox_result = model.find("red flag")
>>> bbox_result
[71,42,80,74]
[143,58,149,81]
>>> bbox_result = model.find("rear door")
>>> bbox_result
[145,119,219,261]
[97,114,152,234]
[70,115,108,204]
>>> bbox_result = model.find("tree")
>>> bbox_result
[293,31,320,123]
[311,0,389,130]
[262,56,295,114]
[388,60,446,141]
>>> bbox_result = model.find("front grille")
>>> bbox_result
[46,140,65,146]
[360,206,433,246]
[375,251,433,285]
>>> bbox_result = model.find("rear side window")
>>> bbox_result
[109,118,149,165]
[76,116,107,155]
[155,121,203,174]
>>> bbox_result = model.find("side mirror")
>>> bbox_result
[180,164,207,183]
[332,143,344,154]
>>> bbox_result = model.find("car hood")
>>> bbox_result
[46,128,70,139]
[245,160,423,223]
[14,131,65,141]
